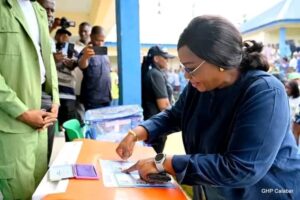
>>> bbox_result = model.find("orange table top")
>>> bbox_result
[43,139,187,200]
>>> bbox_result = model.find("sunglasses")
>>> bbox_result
[181,60,206,76]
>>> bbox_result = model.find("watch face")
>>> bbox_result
[155,153,165,162]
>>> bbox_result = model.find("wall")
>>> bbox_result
[287,28,300,46]
[242,27,300,46]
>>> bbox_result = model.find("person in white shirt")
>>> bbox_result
[75,22,92,52]
[285,80,300,145]
[73,22,92,120]
[289,52,298,71]
[285,80,300,121]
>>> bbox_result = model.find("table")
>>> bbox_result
[33,139,188,200]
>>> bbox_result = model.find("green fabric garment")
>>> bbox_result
[0,0,59,134]
[0,130,47,200]
[110,71,119,99]
[0,0,59,199]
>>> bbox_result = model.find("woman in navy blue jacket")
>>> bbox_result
[116,15,300,200]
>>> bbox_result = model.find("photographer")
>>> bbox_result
[51,16,75,33]
[78,26,112,110]
[54,28,79,140]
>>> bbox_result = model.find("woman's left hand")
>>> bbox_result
[122,158,159,181]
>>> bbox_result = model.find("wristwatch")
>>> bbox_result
[154,153,166,172]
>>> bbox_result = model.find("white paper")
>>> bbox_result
[51,141,82,166]
[48,165,74,181]
[32,141,82,200]
[99,160,174,188]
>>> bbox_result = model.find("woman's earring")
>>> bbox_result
[219,67,224,72]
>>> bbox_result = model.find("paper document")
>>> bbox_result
[99,160,175,188]
[49,165,74,181]
[32,141,82,200]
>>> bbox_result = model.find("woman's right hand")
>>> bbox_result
[116,132,137,160]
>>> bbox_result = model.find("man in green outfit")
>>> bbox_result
[0,0,59,199]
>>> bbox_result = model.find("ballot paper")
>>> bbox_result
[48,165,74,181]
[99,159,175,188]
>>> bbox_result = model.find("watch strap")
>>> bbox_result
[154,153,166,172]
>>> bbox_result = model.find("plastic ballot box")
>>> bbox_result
[84,105,143,143]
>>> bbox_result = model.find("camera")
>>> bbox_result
[59,17,76,29]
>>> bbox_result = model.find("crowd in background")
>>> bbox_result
[40,0,300,150]
[261,42,300,145]
[263,42,300,75]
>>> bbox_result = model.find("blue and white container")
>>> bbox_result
[84,105,143,143]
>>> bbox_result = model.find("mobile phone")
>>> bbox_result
[147,172,171,183]
[92,46,107,55]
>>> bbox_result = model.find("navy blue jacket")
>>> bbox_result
[79,54,112,108]
[141,70,300,199]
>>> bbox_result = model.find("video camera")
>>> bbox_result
[58,17,76,29]
[54,17,76,58]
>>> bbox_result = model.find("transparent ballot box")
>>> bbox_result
[84,105,143,143]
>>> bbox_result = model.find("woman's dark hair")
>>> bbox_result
[141,47,160,77]
[177,15,269,72]
[141,53,156,98]
[142,56,153,77]
[240,40,269,71]
[141,56,153,77]
[287,80,300,98]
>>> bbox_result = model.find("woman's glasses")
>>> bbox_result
[181,60,206,76]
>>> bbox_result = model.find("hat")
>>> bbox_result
[55,28,72,36]
[147,45,175,59]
